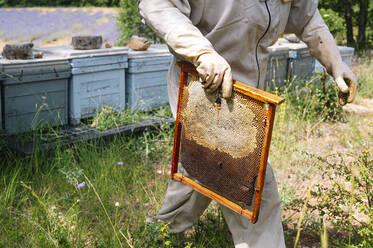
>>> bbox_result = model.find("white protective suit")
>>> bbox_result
[139,0,357,247]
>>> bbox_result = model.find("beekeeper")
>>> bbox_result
[139,0,357,247]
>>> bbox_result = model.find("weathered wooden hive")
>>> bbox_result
[0,57,71,134]
[126,45,172,111]
[34,46,128,125]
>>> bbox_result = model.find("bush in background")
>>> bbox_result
[117,0,159,44]
[308,150,373,247]
[319,8,345,44]
[276,74,345,122]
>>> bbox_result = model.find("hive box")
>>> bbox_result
[0,57,71,134]
[266,41,355,89]
[126,45,172,111]
[266,46,290,89]
[35,46,128,125]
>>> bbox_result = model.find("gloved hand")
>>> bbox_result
[139,0,233,98]
[196,52,233,98]
[331,61,357,106]
[298,10,357,105]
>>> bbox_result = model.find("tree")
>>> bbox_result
[357,0,370,49]
[117,0,158,44]
[319,0,373,50]
[344,0,354,46]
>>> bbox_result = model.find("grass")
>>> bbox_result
[89,104,172,131]
[0,62,372,247]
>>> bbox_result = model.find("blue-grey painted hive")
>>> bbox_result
[0,57,71,134]
[35,46,128,125]
[266,40,355,89]
[126,44,172,111]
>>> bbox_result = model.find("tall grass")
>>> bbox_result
[356,61,373,99]
[0,123,173,247]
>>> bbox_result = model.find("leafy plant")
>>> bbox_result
[90,105,172,131]
[319,8,345,38]
[308,149,373,247]
[275,73,345,122]
[117,0,159,44]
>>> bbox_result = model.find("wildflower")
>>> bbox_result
[117,161,124,166]
[115,202,120,207]
[77,182,86,189]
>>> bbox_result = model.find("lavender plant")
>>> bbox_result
[0,8,120,47]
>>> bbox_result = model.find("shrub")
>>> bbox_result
[308,149,373,247]
[117,0,159,45]
[319,8,345,45]
[319,8,345,36]
[275,73,345,122]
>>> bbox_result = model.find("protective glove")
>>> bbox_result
[331,61,357,106]
[139,0,233,98]
[298,10,357,105]
[196,52,233,98]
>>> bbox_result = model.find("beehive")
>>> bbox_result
[1,57,71,134]
[34,46,128,125]
[126,45,172,111]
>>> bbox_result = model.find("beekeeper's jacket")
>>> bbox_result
[139,0,328,114]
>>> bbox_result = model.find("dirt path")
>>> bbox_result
[343,98,373,115]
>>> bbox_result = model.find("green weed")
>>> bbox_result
[274,72,345,122]
[303,149,373,247]
[90,105,172,131]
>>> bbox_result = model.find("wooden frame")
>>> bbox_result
[171,62,284,223]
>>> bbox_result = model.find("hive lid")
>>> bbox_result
[337,46,355,55]
[33,46,128,58]
[0,56,69,65]
[0,57,71,82]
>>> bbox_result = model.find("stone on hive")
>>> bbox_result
[127,36,151,51]
[34,51,44,59]
[2,42,34,60]
[72,36,103,50]
[104,40,112,48]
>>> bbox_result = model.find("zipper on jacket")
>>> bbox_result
[255,0,272,88]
